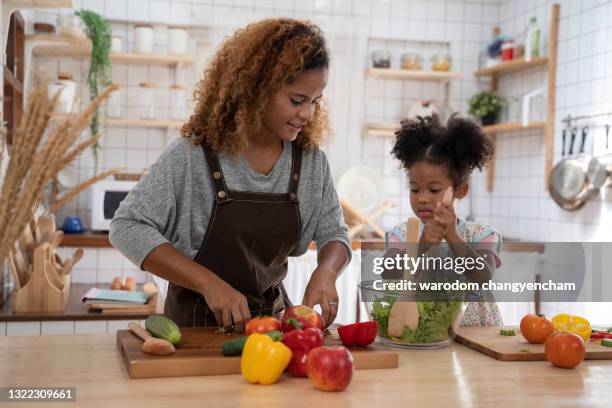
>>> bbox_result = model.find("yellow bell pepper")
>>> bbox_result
[552,313,592,341]
[240,333,292,385]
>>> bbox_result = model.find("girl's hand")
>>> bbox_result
[421,220,444,244]
[433,201,459,242]
[303,266,339,327]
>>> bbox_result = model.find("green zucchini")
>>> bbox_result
[221,331,282,356]
[145,315,182,345]
[602,339,612,347]
[500,328,516,336]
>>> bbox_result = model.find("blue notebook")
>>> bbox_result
[81,288,149,304]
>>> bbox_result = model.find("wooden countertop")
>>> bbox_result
[1,334,610,407]
[0,284,158,322]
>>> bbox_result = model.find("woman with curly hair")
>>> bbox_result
[110,18,350,331]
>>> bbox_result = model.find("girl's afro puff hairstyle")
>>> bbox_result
[391,113,494,187]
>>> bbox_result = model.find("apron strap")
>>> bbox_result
[202,144,230,204]
[288,141,302,202]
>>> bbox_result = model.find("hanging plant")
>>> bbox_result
[76,10,112,169]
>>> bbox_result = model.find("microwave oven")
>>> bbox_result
[91,180,138,231]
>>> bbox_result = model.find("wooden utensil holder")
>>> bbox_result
[12,243,70,312]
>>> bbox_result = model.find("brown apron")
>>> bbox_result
[164,142,302,327]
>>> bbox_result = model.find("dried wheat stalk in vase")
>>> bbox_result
[0,83,118,268]
[48,168,122,214]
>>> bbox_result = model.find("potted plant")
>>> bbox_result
[468,91,503,126]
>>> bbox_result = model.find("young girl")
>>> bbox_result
[386,114,503,326]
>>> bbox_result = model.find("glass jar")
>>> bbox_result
[111,35,123,53]
[134,24,154,54]
[501,40,514,61]
[168,27,189,55]
[139,82,155,119]
[371,50,391,68]
[48,72,77,114]
[170,84,188,120]
[107,83,123,119]
[57,14,87,39]
[400,53,422,70]
[431,53,452,71]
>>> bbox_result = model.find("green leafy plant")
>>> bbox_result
[468,91,503,117]
[76,10,112,169]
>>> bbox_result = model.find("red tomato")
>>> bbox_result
[520,314,554,344]
[545,332,586,369]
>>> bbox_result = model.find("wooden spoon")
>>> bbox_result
[7,253,22,290]
[61,248,83,275]
[387,217,421,337]
[128,322,175,356]
[49,231,64,249]
[442,187,453,205]
[71,248,84,265]
[35,216,55,244]
[11,244,29,286]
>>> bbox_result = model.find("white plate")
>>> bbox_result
[57,168,78,189]
[378,336,451,349]
[336,166,383,214]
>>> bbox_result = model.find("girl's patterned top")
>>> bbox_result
[385,218,504,327]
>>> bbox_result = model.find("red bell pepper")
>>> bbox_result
[245,316,282,335]
[337,321,378,347]
[281,318,324,377]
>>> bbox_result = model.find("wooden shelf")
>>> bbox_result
[364,123,399,137]
[482,122,546,134]
[26,34,195,66]
[61,232,111,247]
[109,52,194,67]
[51,116,184,129]
[365,68,461,81]
[6,0,73,7]
[107,118,184,128]
[483,5,560,193]
[474,57,548,77]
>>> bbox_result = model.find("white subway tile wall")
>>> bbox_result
[6,322,42,336]
[1,320,145,336]
[41,321,76,335]
[20,0,612,289]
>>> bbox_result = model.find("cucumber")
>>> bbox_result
[145,315,182,345]
[602,339,612,347]
[500,329,516,336]
[221,331,282,356]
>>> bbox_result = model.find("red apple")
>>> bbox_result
[281,305,324,332]
[306,346,354,392]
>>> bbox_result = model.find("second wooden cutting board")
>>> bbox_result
[454,326,612,361]
[117,327,399,379]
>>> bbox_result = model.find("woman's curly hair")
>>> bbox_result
[391,114,494,187]
[181,18,330,154]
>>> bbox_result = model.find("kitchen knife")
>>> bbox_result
[579,127,588,154]
[562,128,566,157]
[569,127,577,155]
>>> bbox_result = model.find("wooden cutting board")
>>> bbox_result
[454,326,612,361]
[117,328,399,378]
